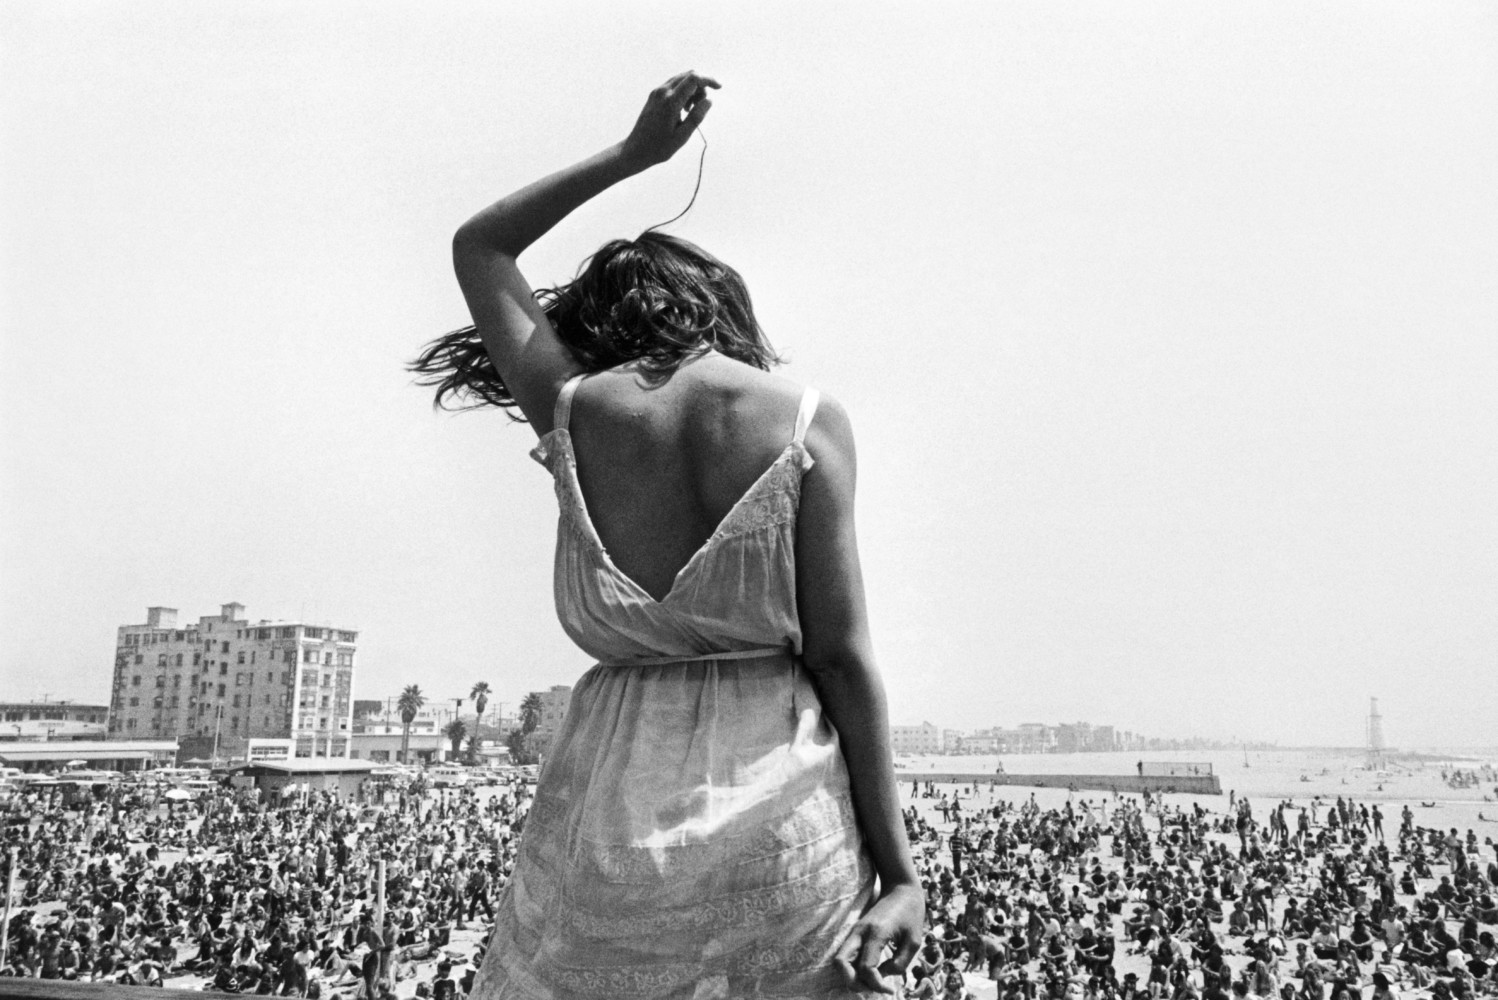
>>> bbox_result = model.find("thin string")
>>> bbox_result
[642,128,707,235]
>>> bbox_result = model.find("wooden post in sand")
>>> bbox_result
[1,847,15,967]
[374,858,389,988]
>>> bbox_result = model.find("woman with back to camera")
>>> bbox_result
[410,71,924,998]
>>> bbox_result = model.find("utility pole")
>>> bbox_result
[211,705,223,765]
[451,697,464,763]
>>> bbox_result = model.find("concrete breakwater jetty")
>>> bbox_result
[906,771,1223,795]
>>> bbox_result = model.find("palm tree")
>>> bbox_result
[442,718,468,761]
[520,692,543,735]
[397,685,425,765]
[469,681,492,764]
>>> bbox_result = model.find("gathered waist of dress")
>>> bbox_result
[594,646,791,668]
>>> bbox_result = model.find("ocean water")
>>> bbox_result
[896,746,1498,834]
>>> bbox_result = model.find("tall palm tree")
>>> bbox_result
[469,681,492,763]
[442,718,468,761]
[397,685,425,765]
[520,692,543,735]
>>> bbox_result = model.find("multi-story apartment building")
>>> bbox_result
[890,721,943,755]
[109,603,357,758]
[527,685,572,759]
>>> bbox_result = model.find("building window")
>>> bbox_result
[237,652,246,664]
[134,654,143,665]
[231,716,239,730]
[175,653,183,665]
[193,653,201,665]
[220,663,228,676]
[233,695,241,707]
[217,683,226,697]
[132,675,141,686]
[129,697,139,707]
[126,718,136,729]
[337,630,357,642]
[158,653,167,666]
[156,676,166,688]
[304,627,325,640]
[173,675,180,687]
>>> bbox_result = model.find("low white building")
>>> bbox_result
[890,721,943,755]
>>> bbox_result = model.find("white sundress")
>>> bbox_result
[469,374,877,1000]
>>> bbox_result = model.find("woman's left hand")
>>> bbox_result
[834,882,926,993]
[620,70,720,170]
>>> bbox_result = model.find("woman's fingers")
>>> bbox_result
[835,921,898,994]
[878,933,920,980]
[682,96,712,129]
[664,71,721,106]
[857,929,894,992]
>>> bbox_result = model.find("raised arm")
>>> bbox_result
[796,394,926,993]
[451,71,718,431]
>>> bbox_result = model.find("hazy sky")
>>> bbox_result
[3,2,1495,748]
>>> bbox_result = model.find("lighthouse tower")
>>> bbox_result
[1367,697,1386,769]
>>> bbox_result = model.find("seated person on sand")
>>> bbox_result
[1229,901,1251,936]
[1311,923,1341,961]
[1398,926,1437,967]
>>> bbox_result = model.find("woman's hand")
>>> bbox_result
[834,882,926,993]
[620,70,720,170]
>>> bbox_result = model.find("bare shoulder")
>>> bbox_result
[802,390,855,476]
[674,356,807,443]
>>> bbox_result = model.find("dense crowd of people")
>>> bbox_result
[2,772,1495,998]
[2,774,524,997]
[903,781,1497,1000]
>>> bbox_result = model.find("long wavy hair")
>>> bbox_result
[409,232,780,417]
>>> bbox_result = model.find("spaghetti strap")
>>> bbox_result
[792,386,820,445]
[553,374,586,432]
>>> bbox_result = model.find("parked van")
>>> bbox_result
[427,766,471,789]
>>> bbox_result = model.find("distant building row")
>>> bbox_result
[892,721,1155,755]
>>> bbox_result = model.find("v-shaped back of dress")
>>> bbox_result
[531,374,820,666]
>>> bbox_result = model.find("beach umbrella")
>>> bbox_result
[163,789,192,801]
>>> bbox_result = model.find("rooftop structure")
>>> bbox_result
[0,739,178,772]
[0,701,109,741]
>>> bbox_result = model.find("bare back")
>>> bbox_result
[564,351,807,604]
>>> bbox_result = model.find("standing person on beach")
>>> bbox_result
[412,71,923,998]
